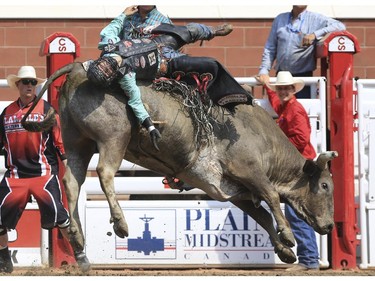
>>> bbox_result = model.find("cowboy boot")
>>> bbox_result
[142,117,162,151]
[210,24,233,37]
[0,247,13,273]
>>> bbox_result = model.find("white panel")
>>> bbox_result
[369,120,375,201]
[82,177,205,195]
[369,209,375,268]
[356,79,375,269]
[84,200,325,267]
[49,37,76,53]
[88,154,147,172]
[8,203,49,267]
[328,36,355,52]
[299,99,323,153]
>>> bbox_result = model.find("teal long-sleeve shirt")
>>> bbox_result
[98,8,172,49]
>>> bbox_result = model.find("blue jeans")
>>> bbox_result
[186,22,213,41]
[161,23,213,59]
[285,204,319,268]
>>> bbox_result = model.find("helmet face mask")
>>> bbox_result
[87,56,120,88]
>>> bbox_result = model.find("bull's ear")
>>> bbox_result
[303,160,319,176]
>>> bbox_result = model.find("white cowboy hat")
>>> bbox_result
[268,71,305,93]
[6,66,46,90]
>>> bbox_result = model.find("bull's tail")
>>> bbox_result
[21,63,76,132]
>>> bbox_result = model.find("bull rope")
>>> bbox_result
[152,78,216,149]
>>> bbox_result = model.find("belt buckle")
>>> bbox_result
[158,59,168,76]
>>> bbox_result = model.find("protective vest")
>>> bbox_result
[106,38,160,79]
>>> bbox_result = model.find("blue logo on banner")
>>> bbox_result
[127,214,164,255]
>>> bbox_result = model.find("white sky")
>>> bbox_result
[0,1,374,18]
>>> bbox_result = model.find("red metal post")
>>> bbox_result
[316,31,360,269]
[40,32,80,268]
[40,32,81,110]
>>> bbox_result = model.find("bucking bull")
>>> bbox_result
[21,62,337,272]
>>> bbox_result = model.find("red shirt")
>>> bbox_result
[266,87,316,160]
[0,98,66,178]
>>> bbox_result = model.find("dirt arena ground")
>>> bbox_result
[3,266,375,277]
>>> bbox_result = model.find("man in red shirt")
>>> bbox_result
[0,66,70,273]
[266,72,316,159]
[256,71,319,271]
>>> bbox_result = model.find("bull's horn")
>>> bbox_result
[316,151,339,170]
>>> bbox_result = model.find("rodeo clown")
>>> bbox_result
[87,22,254,150]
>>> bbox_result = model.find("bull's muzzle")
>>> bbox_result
[319,223,334,235]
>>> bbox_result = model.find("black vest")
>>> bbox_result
[105,38,160,80]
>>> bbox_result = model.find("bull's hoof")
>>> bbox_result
[74,252,91,273]
[113,219,129,238]
[277,247,297,264]
[279,228,295,248]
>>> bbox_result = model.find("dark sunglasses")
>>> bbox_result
[20,79,38,86]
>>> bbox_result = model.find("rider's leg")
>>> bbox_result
[118,72,161,149]
[119,72,151,124]
[186,22,233,41]
[152,23,233,52]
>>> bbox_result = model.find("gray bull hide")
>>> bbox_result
[22,62,337,271]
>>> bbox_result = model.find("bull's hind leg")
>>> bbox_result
[63,143,96,272]
[230,200,297,264]
[96,140,129,238]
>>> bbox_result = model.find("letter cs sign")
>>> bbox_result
[49,37,76,53]
[328,36,355,52]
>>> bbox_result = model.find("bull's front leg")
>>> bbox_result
[231,200,296,264]
[236,169,294,247]
[259,188,295,247]
[240,175,294,252]
[240,173,295,250]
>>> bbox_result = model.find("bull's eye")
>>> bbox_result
[321,183,329,190]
